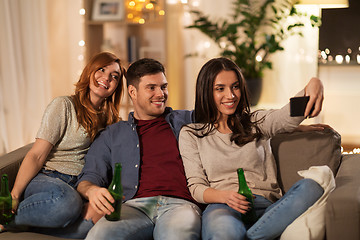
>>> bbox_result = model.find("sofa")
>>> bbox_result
[0,128,359,240]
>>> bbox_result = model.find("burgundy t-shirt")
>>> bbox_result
[133,115,195,204]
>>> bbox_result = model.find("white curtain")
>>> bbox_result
[0,0,51,155]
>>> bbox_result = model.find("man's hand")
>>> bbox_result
[304,77,324,118]
[86,185,115,215]
[77,181,115,215]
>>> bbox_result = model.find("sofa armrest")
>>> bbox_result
[326,154,360,240]
[0,143,33,189]
[271,128,342,192]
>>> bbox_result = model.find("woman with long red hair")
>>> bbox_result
[0,52,125,237]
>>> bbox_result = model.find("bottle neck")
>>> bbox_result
[112,164,122,183]
[237,168,245,181]
[1,175,10,196]
[237,168,248,190]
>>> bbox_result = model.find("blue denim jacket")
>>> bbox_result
[77,107,194,201]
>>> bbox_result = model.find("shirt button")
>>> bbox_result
[132,127,135,131]
[136,144,139,148]
[135,164,138,168]
[135,185,137,189]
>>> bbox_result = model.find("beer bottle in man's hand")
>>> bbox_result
[106,163,123,221]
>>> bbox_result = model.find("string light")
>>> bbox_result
[129,1,136,7]
[345,55,350,63]
[145,3,154,9]
[78,40,85,47]
[335,55,343,64]
[126,0,164,23]
[342,147,360,154]
[78,1,86,74]
[79,8,85,15]
[319,46,360,65]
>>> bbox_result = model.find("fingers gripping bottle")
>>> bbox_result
[0,174,14,225]
[105,163,123,221]
[237,168,257,224]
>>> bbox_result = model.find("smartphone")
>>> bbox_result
[290,96,314,117]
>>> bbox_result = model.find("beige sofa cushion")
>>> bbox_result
[325,154,360,240]
[271,128,342,192]
[0,143,33,189]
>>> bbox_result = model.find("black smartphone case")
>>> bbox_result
[290,96,311,117]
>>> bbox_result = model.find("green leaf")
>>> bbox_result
[184,0,318,79]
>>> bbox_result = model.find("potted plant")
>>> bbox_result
[187,0,320,105]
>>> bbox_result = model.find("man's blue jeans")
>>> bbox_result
[202,178,324,240]
[85,196,202,240]
[12,170,93,238]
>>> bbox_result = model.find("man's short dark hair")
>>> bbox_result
[125,58,165,88]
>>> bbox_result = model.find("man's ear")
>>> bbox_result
[128,84,137,100]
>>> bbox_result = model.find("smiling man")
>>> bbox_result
[76,58,201,240]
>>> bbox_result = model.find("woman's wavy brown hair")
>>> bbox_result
[73,52,125,141]
[191,57,263,146]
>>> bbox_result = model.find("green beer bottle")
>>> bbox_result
[0,174,14,225]
[237,168,257,224]
[106,163,123,221]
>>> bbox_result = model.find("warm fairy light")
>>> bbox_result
[320,51,327,60]
[78,40,85,47]
[79,8,85,15]
[126,0,164,23]
[192,0,200,7]
[335,55,343,64]
[78,54,84,61]
[146,3,154,9]
[129,1,136,7]
[345,55,350,63]
[256,55,263,62]
[342,147,360,154]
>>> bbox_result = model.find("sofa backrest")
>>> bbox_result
[0,129,343,195]
[0,143,33,189]
[271,128,342,193]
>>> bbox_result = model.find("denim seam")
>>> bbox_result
[249,190,295,234]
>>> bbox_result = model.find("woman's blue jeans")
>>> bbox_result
[12,170,93,238]
[202,178,324,240]
[86,196,202,240]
